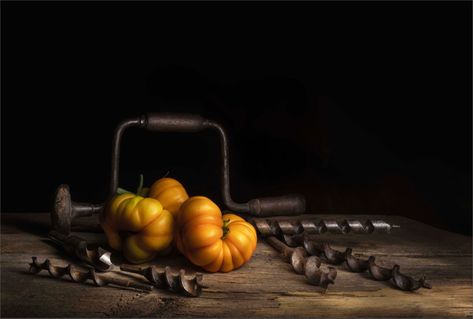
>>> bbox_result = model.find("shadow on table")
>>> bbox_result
[1,213,51,237]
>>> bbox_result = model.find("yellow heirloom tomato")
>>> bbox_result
[149,177,189,218]
[175,196,257,272]
[100,193,174,264]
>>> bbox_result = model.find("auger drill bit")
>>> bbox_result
[252,218,399,238]
[120,264,206,297]
[391,265,432,291]
[28,257,153,292]
[48,230,114,272]
[47,235,208,297]
[367,256,392,281]
[282,234,432,292]
[253,218,431,292]
[265,236,337,292]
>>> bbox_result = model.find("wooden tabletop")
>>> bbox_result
[1,213,471,318]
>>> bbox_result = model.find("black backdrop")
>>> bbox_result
[2,1,472,234]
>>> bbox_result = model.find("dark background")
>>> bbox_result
[2,2,471,234]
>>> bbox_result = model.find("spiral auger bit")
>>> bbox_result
[286,236,432,292]
[265,236,337,292]
[253,218,431,292]
[48,230,114,272]
[252,218,399,238]
[28,257,153,292]
[120,264,206,297]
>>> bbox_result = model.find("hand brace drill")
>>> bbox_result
[52,113,306,234]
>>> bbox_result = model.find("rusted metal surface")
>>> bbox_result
[299,240,432,292]
[46,231,207,297]
[51,184,103,234]
[47,230,113,272]
[52,113,306,234]
[28,257,153,292]
[109,116,146,198]
[251,218,399,238]
[120,264,206,297]
[252,219,431,291]
[204,118,305,216]
[265,236,337,292]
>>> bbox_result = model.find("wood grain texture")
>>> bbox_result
[1,213,471,318]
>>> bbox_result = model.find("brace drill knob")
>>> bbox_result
[52,184,102,234]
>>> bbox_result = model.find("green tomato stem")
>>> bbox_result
[138,187,149,197]
[116,174,145,196]
[222,219,231,239]
[116,187,132,195]
[136,174,144,195]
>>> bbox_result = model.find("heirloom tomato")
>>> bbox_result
[175,196,257,272]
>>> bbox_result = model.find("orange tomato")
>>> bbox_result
[149,177,189,218]
[175,196,257,272]
[100,193,174,264]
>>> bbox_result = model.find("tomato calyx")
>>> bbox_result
[221,219,231,239]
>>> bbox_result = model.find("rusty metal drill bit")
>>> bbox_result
[252,216,430,292]
[48,230,114,272]
[28,257,153,292]
[120,264,206,297]
[391,265,432,291]
[367,256,392,281]
[253,218,399,238]
[91,245,205,297]
[265,236,337,292]
[280,234,432,292]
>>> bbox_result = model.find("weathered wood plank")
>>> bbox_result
[1,213,471,317]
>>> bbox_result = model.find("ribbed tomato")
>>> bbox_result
[100,193,174,264]
[175,196,257,272]
[149,177,189,218]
